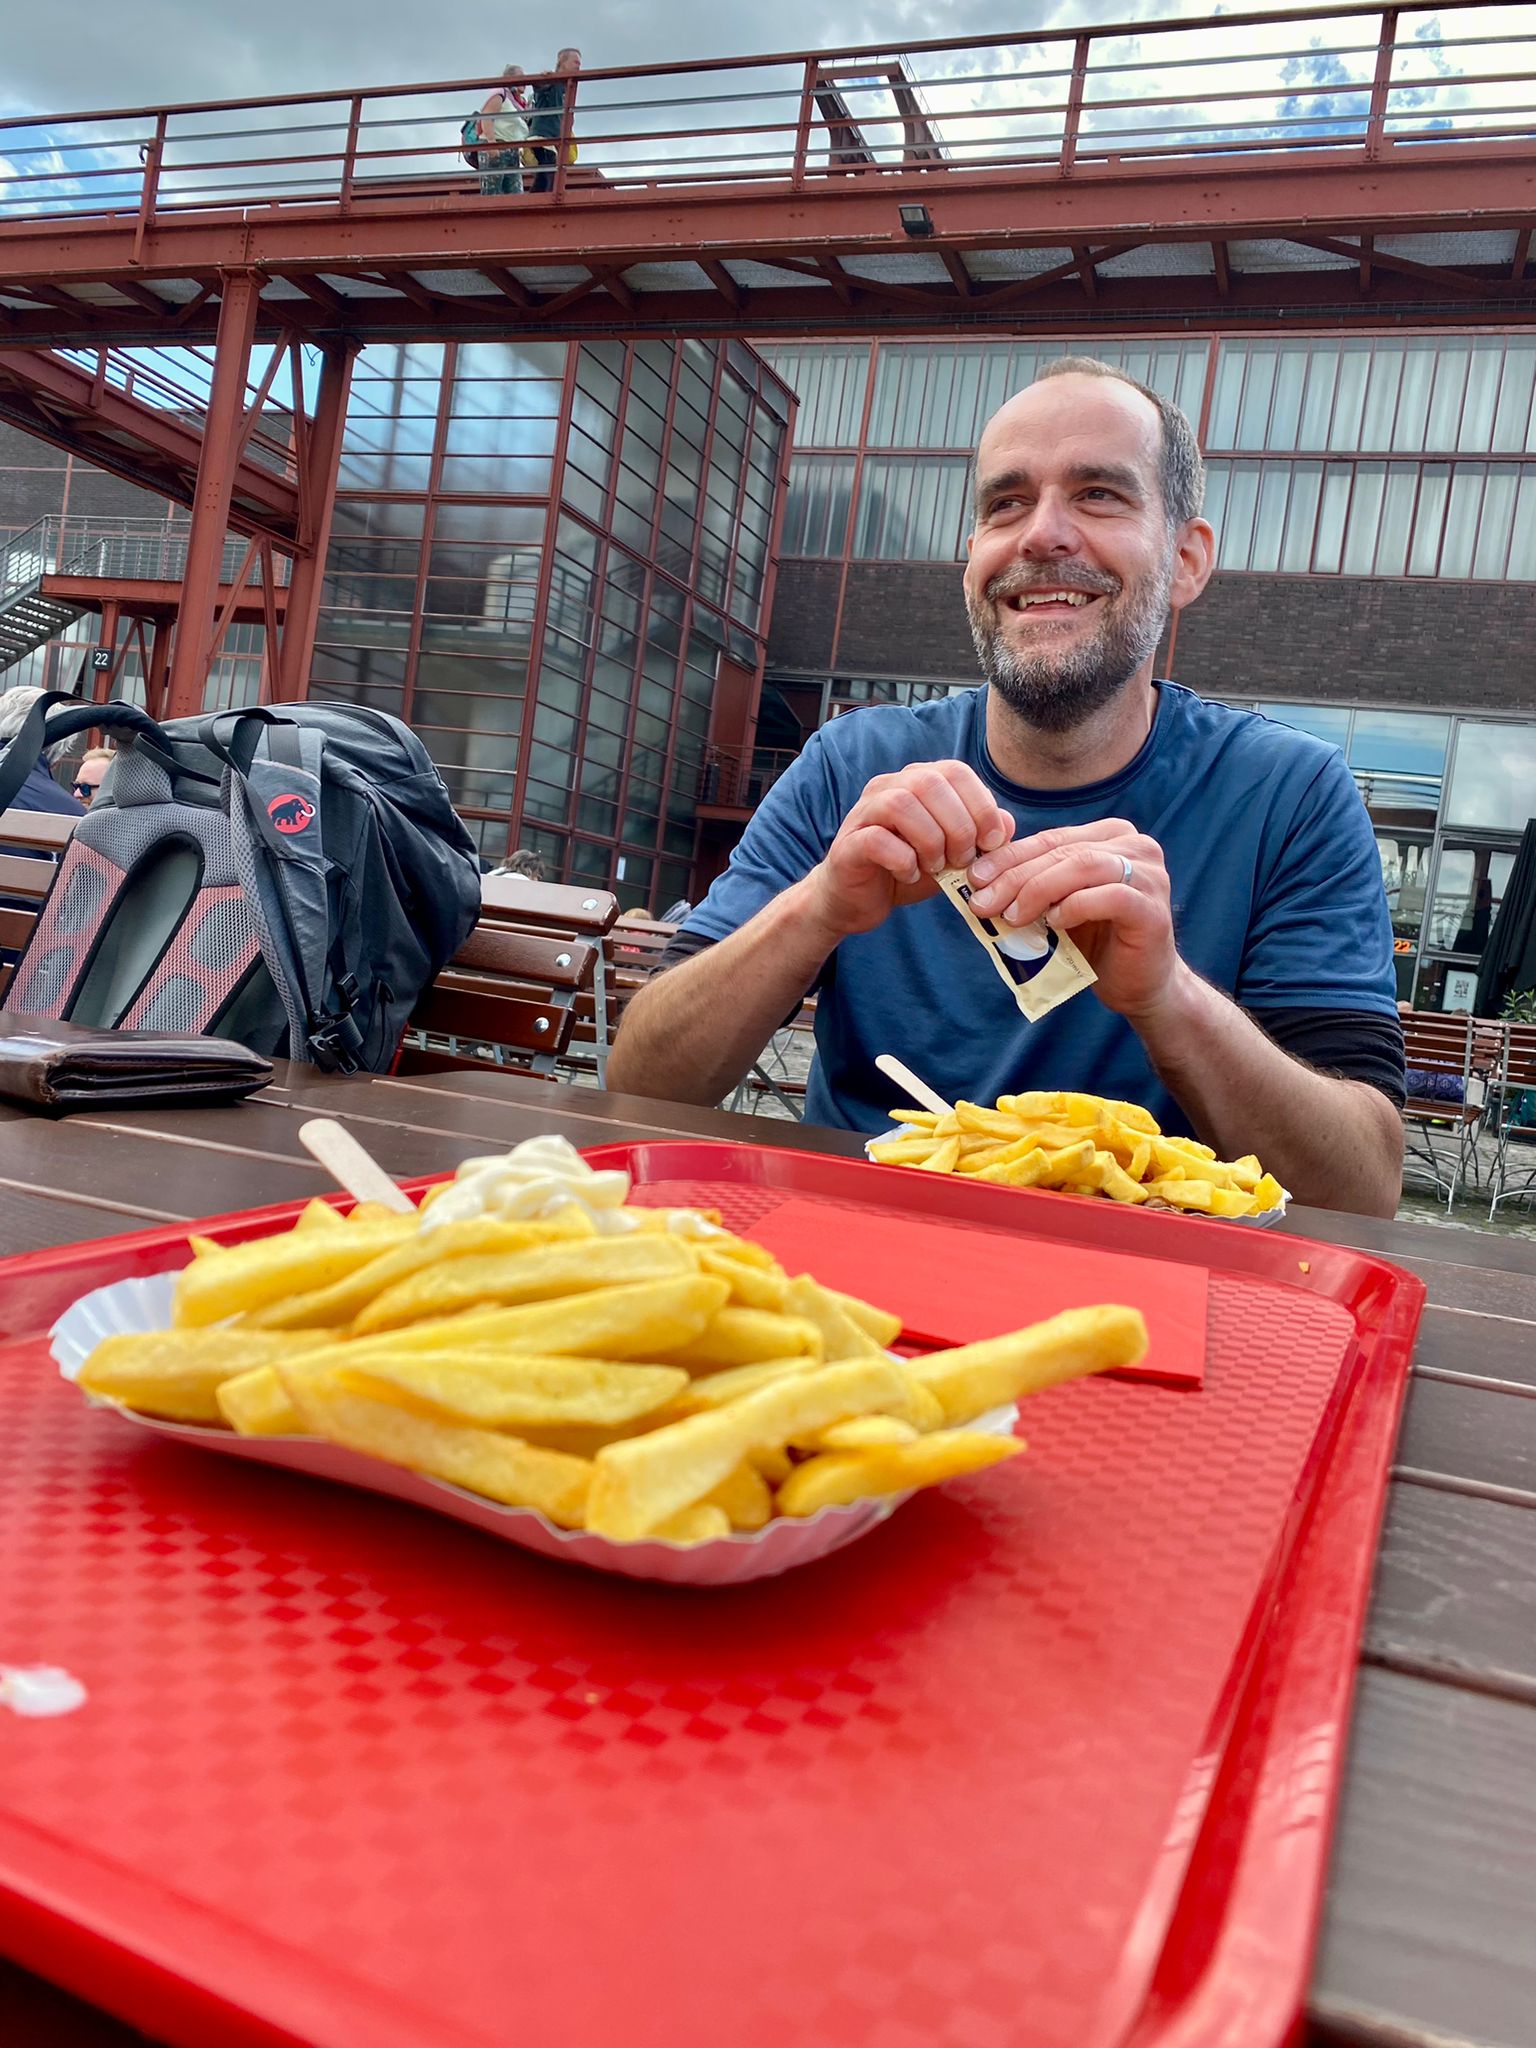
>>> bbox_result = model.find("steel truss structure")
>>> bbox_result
[0,2,1531,712]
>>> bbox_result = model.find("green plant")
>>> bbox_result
[1502,988,1536,1023]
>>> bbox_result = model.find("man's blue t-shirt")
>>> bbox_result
[682,683,1397,1136]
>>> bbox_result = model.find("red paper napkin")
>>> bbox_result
[748,1198,1208,1388]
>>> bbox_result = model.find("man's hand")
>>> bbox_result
[964,818,1182,1021]
[806,760,1014,941]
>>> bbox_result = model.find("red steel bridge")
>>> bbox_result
[0,1,1532,712]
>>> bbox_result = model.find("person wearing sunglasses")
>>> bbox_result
[70,746,114,808]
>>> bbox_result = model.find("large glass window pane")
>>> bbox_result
[455,340,567,381]
[1349,711,1448,816]
[1249,464,1292,572]
[1289,349,1332,449]
[1407,464,1450,576]
[1427,844,1517,954]
[1236,347,1277,448]
[1437,466,1484,579]
[1359,342,1402,449]
[1257,702,1351,748]
[1492,345,1536,452]
[1509,470,1536,580]
[1312,466,1352,572]
[1393,344,1434,452]
[1446,721,1536,830]
[1279,461,1322,571]
[1471,464,1519,578]
[1460,341,1503,452]
[1218,460,1260,569]
[1426,344,1470,450]
[1372,464,1418,576]
[1328,346,1370,451]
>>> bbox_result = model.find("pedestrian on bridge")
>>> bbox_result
[527,49,581,193]
[474,65,529,197]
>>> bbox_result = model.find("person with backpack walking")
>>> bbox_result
[526,49,580,193]
[468,65,529,196]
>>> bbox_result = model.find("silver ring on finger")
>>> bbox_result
[1117,854,1134,886]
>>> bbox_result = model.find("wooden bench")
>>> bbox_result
[397,924,600,1081]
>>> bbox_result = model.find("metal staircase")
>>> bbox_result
[0,519,89,671]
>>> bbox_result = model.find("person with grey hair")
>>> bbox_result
[611,356,1406,1217]
[0,686,85,818]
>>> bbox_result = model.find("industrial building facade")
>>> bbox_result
[3,324,1534,1007]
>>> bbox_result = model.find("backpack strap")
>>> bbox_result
[199,708,366,1072]
[0,693,189,815]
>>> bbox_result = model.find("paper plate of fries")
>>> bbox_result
[867,1091,1289,1225]
[50,1141,1150,1585]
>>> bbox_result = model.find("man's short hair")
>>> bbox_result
[78,745,115,769]
[1021,356,1205,530]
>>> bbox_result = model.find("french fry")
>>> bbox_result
[293,1198,346,1233]
[783,1275,884,1361]
[650,1503,732,1544]
[79,1329,328,1424]
[706,1461,774,1531]
[907,1304,1148,1425]
[672,1355,817,1411]
[279,1372,593,1526]
[186,1234,222,1258]
[777,1431,1023,1517]
[376,1275,732,1361]
[217,1364,305,1436]
[353,1234,696,1336]
[799,1414,919,1452]
[824,1288,904,1350]
[243,1214,579,1331]
[585,1357,909,1540]
[697,1246,790,1312]
[172,1220,416,1328]
[337,1354,689,1431]
[348,1200,414,1227]
[663,1307,823,1371]
[917,1134,962,1174]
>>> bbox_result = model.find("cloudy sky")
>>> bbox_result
[8,0,1337,113]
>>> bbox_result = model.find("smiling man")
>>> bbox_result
[608,357,1405,1215]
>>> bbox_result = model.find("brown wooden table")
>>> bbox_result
[1,1066,1533,2048]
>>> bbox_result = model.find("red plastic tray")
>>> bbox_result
[0,1141,1424,2048]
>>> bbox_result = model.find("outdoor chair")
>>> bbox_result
[1486,1021,1536,1220]
[1398,1008,1489,1208]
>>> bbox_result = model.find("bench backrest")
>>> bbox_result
[0,807,76,856]
[398,924,599,1078]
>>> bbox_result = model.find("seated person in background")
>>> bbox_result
[493,848,547,882]
[0,686,85,818]
[609,358,1405,1217]
[69,745,114,808]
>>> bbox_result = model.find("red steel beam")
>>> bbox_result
[43,573,288,625]
[0,344,299,535]
[165,273,260,718]
[3,143,1534,296]
[274,342,354,702]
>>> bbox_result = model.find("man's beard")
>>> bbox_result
[966,556,1172,735]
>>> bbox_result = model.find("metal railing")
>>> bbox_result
[0,516,292,602]
[48,346,300,481]
[699,744,800,808]
[0,4,1530,225]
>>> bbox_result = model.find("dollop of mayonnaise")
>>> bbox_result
[0,1665,88,1718]
[419,1135,730,1240]
[421,1135,636,1232]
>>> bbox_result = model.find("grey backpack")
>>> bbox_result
[0,695,482,1072]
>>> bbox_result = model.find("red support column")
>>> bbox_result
[164,272,260,718]
[92,598,121,704]
[274,341,355,704]
[145,617,172,722]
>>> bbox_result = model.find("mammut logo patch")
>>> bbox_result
[268,793,315,836]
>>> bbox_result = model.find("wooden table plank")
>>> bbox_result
[1310,1669,1536,2048]
[1363,1482,1536,1702]
[1410,1304,1536,1393]
[1394,1378,1536,1505]
[0,1107,324,1220]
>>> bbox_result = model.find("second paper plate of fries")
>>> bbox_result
[50,1139,1149,1585]
[867,1091,1289,1224]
